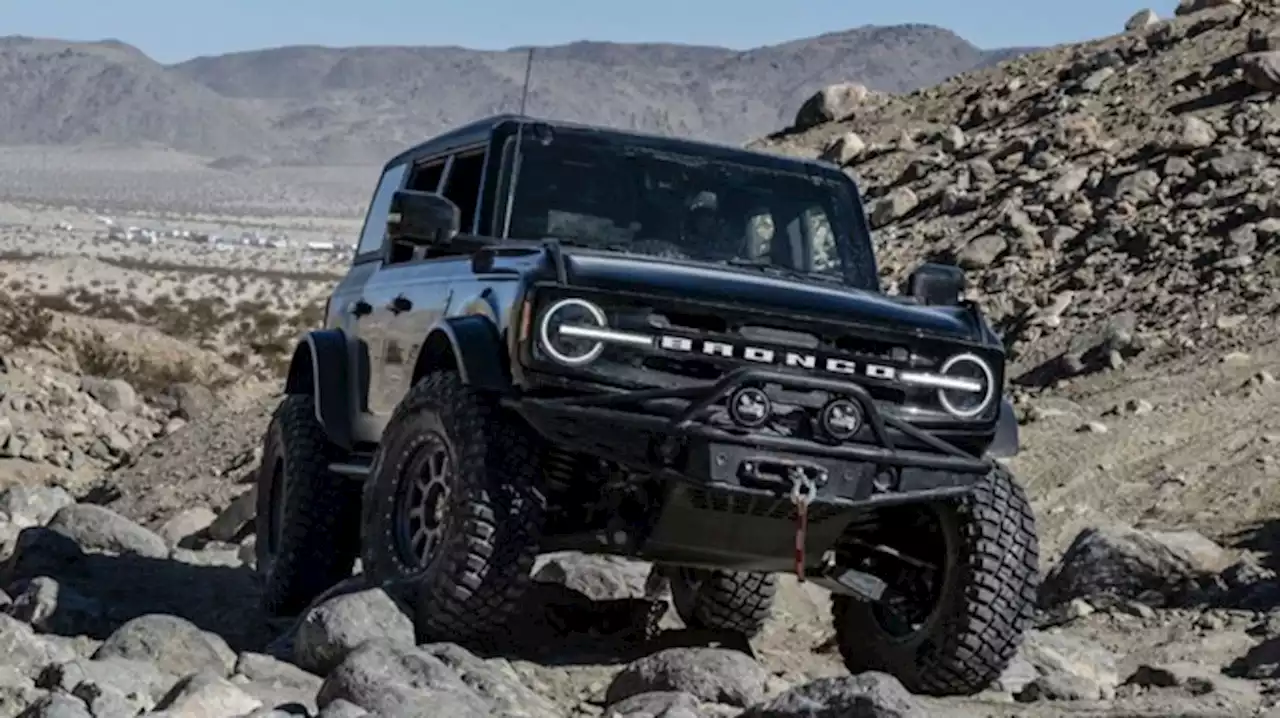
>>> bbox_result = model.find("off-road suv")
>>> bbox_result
[253,114,1039,696]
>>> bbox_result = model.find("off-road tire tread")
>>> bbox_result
[256,394,362,617]
[361,370,545,644]
[673,569,777,638]
[832,462,1039,696]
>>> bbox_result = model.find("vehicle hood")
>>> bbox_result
[556,251,983,342]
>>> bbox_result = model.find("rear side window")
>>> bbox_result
[355,163,409,257]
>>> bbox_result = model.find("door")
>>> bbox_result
[361,151,486,423]
[328,162,409,442]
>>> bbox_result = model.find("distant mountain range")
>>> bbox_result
[0,27,1038,166]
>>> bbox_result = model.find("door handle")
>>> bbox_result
[349,299,372,317]
[387,295,413,314]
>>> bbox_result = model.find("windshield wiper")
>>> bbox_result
[720,259,845,284]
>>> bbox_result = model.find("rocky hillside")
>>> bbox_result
[760,2,1280,384]
[0,26,1028,165]
[1,316,1279,716]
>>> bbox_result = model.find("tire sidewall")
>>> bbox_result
[254,406,288,579]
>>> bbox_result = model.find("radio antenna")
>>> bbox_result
[518,46,535,116]
[501,47,535,238]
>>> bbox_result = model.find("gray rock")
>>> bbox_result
[1014,630,1119,702]
[420,643,559,718]
[68,679,147,718]
[80,378,138,414]
[46,505,167,559]
[1174,0,1241,15]
[606,648,769,708]
[7,577,110,637]
[316,699,369,718]
[794,83,871,130]
[235,652,321,689]
[532,553,653,601]
[37,655,178,705]
[0,486,75,528]
[316,639,490,718]
[93,615,230,678]
[206,489,257,543]
[1040,523,1229,606]
[169,547,243,568]
[739,673,924,717]
[156,508,217,547]
[819,133,866,166]
[233,653,322,714]
[0,614,80,680]
[162,384,215,422]
[0,666,42,718]
[237,709,308,718]
[604,691,703,718]
[956,235,1008,269]
[15,692,92,718]
[1125,9,1159,30]
[152,672,262,718]
[293,588,415,676]
[1172,116,1216,151]
[870,188,918,227]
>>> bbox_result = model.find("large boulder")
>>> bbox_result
[794,83,872,131]
[1039,524,1231,606]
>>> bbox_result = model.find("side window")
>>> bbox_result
[440,150,486,233]
[803,206,838,273]
[408,158,446,193]
[355,163,409,257]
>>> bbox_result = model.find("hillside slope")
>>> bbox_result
[0,25,1029,164]
[758,4,1280,381]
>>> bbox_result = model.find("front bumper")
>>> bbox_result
[508,367,993,510]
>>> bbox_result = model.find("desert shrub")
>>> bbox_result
[0,291,55,347]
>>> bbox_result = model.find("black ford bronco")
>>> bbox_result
[254,114,1040,696]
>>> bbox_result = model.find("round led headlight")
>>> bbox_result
[537,298,608,366]
[937,353,995,419]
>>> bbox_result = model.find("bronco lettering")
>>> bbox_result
[660,334,898,380]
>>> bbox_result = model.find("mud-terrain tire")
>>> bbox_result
[831,462,1039,696]
[668,567,776,638]
[360,370,546,643]
[255,394,362,617]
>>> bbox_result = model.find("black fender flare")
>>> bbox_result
[416,314,511,392]
[986,397,1020,458]
[284,329,356,451]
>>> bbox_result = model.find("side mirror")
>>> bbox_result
[906,262,965,306]
[387,190,460,246]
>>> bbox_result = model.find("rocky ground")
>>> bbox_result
[4,1,1280,716]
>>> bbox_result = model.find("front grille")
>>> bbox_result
[532,287,984,419]
[607,302,935,394]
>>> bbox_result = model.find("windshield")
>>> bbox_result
[498,129,876,288]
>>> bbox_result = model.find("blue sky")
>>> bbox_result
[2,0,1181,64]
